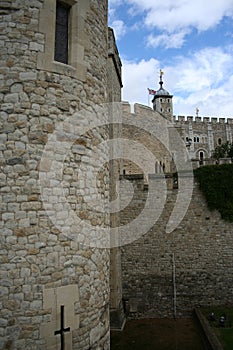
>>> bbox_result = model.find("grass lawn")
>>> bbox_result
[201,306,233,350]
[111,318,206,350]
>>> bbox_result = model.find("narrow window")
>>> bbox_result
[218,138,222,145]
[160,161,162,173]
[54,1,70,64]
[197,137,199,143]
[199,151,204,165]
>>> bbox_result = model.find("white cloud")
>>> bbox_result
[122,58,160,104]
[121,46,233,117]
[109,0,123,18]
[109,0,233,117]
[109,0,123,5]
[146,30,189,49]
[126,0,233,33]
[172,47,232,93]
[110,20,127,40]
[108,0,233,49]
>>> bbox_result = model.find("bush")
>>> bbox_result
[194,164,233,222]
[213,141,233,160]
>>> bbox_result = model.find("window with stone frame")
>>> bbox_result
[38,0,88,81]
[54,1,71,64]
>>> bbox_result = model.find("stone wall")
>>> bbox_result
[107,28,125,329]
[121,103,233,176]
[0,0,110,349]
[173,116,233,163]
[120,175,233,318]
[121,103,172,177]
[107,28,122,104]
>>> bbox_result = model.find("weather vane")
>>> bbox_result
[158,69,164,89]
[159,69,164,80]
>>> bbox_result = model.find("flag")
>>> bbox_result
[148,88,156,95]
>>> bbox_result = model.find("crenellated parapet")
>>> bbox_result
[173,115,233,125]
[121,102,233,170]
[172,115,233,158]
[122,101,155,116]
[122,103,233,126]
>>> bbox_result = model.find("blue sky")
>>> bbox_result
[108,0,233,117]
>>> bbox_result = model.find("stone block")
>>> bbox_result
[19,72,37,81]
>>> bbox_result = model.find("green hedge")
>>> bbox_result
[194,164,233,222]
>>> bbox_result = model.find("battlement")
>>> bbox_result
[122,101,153,114]
[121,102,233,125]
[173,115,233,124]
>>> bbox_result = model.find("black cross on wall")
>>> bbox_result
[54,305,71,350]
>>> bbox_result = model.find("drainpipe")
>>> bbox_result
[172,253,177,318]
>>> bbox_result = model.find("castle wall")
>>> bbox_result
[121,106,233,177]
[174,116,233,163]
[121,103,172,177]
[0,1,110,349]
[120,175,233,318]
[107,29,125,328]
[107,28,122,104]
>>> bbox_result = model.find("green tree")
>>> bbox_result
[228,143,233,159]
[213,141,233,160]
[194,164,233,222]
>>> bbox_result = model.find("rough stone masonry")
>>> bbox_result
[0,1,112,349]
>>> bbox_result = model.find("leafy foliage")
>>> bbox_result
[194,164,233,222]
[213,141,233,160]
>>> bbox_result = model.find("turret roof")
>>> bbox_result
[155,87,170,96]
[154,70,172,97]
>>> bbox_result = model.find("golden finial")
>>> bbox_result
[159,69,164,87]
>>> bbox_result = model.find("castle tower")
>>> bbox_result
[0,1,111,349]
[152,70,173,122]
